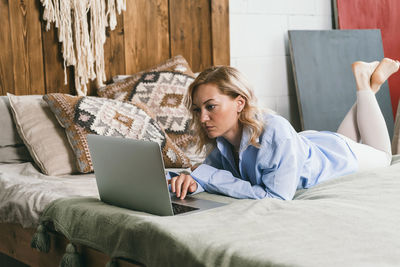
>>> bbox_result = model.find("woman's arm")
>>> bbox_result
[170,131,308,200]
[191,137,308,200]
[191,164,279,199]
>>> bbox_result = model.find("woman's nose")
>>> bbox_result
[200,111,209,122]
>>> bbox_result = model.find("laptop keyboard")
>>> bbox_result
[172,203,199,215]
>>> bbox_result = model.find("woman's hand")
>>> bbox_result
[168,173,198,200]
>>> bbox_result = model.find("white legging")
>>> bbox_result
[337,90,392,171]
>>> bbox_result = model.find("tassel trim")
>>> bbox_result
[30,224,50,253]
[60,243,82,267]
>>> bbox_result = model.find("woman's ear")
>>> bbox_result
[236,95,246,112]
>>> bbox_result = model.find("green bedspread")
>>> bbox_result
[39,156,400,267]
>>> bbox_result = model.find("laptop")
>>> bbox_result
[86,134,226,216]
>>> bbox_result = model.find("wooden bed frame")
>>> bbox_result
[0,0,229,266]
[0,223,141,267]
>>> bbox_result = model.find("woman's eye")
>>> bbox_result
[206,105,215,110]
[192,108,200,113]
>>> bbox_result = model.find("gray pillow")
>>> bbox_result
[8,94,78,175]
[0,96,32,163]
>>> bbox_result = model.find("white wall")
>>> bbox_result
[230,0,333,130]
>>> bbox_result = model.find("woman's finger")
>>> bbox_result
[175,174,185,197]
[170,177,177,193]
[180,176,192,199]
[188,179,197,193]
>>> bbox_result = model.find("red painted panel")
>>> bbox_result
[337,0,400,117]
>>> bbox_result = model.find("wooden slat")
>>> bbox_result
[27,0,45,95]
[169,0,212,72]
[211,0,230,66]
[8,0,45,95]
[0,223,143,267]
[87,76,99,96]
[169,0,193,67]
[8,0,31,95]
[0,0,15,95]
[124,0,170,74]
[104,13,126,82]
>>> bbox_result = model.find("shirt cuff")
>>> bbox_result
[190,164,217,186]
[188,181,204,195]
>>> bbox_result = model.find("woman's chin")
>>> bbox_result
[206,131,219,139]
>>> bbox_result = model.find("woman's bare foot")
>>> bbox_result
[371,58,400,93]
[352,61,379,92]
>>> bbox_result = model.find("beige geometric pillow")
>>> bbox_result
[43,94,191,173]
[97,55,195,148]
[7,93,77,175]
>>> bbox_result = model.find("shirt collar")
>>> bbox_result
[215,125,259,155]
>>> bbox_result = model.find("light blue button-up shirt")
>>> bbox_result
[189,113,358,200]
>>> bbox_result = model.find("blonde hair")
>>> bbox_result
[185,66,264,153]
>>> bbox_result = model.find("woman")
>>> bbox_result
[169,58,398,200]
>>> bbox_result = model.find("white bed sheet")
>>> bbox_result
[0,162,98,228]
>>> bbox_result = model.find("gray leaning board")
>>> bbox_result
[289,30,394,139]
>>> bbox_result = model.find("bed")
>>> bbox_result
[1,155,400,267]
[2,1,400,267]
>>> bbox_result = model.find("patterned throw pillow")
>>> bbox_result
[97,55,195,148]
[43,94,191,173]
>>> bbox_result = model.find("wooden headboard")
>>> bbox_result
[0,0,229,96]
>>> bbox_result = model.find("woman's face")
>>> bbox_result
[192,83,245,142]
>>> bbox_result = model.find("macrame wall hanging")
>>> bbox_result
[40,0,126,96]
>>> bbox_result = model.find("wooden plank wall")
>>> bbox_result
[0,0,229,96]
